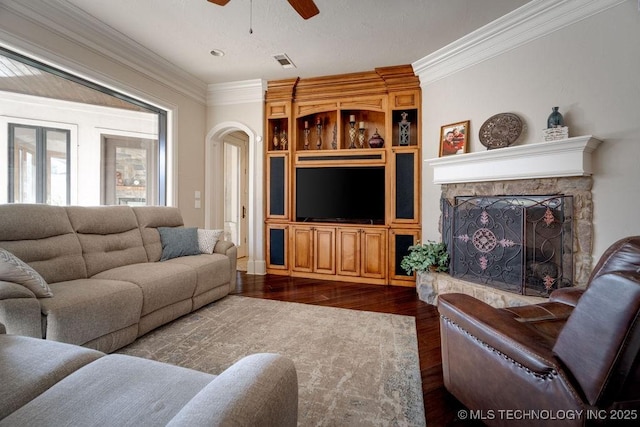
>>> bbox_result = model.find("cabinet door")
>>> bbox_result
[291,226,313,272]
[389,229,420,286]
[337,228,360,276]
[391,148,420,224]
[314,227,336,274]
[266,154,288,219]
[266,224,288,272]
[361,228,387,279]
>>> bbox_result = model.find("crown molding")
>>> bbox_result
[207,80,267,106]
[412,0,627,86]
[0,0,207,104]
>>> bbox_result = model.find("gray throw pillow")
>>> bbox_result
[0,248,53,297]
[158,227,200,261]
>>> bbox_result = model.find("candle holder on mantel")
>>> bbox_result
[315,117,323,150]
[348,116,357,149]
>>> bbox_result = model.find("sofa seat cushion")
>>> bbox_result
[93,263,197,316]
[164,254,231,297]
[0,354,215,427]
[0,335,104,420]
[41,279,143,346]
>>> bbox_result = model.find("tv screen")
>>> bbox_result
[295,166,385,224]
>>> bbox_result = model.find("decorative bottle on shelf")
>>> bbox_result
[272,125,279,150]
[303,121,310,150]
[280,129,287,151]
[399,112,410,146]
[547,107,564,128]
[315,117,323,150]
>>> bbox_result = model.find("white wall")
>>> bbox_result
[0,91,157,205]
[419,0,640,261]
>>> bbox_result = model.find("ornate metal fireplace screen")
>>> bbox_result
[442,195,574,297]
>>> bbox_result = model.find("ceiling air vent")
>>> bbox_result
[273,53,296,69]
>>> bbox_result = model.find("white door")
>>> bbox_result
[223,133,248,258]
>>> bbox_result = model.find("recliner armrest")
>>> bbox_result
[0,280,37,299]
[438,293,559,375]
[166,353,298,427]
[549,287,585,307]
[0,281,42,337]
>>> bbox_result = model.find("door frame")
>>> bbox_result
[222,132,249,258]
[205,121,265,275]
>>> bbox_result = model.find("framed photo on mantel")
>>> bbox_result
[439,120,469,157]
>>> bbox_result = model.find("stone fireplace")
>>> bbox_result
[421,135,601,307]
[442,193,575,297]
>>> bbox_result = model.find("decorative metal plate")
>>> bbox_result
[478,113,522,149]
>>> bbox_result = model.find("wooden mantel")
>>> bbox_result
[425,135,602,184]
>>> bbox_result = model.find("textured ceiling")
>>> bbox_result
[63,0,530,84]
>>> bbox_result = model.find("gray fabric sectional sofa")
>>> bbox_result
[0,326,298,426]
[0,204,300,425]
[0,203,237,353]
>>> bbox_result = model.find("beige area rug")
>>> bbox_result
[118,296,425,426]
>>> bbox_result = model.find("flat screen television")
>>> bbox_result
[295,166,385,224]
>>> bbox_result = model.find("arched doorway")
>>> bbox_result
[205,122,266,275]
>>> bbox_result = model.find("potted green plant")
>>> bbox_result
[401,240,450,275]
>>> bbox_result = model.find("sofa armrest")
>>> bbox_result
[0,280,37,299]
[214,241,237,288]
[214,240,236,258]
[549,286,585,307]
[438,293,559,375]
[0,281,42,337]
[167,353,298,427]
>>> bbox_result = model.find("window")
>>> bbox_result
[0,47,168,205]
[8,124,70,205]
[102,135,158,205]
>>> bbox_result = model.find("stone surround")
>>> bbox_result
[417,271,549,308]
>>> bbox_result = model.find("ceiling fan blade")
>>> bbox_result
[207,0,230,5]
[287,0,319,20]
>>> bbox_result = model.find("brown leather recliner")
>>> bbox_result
[437,236,640,426]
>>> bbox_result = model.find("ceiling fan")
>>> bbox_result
[207,0,319,20]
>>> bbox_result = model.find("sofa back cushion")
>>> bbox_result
[553,272,640,406]
[65,206,148,277]
[0,204,87,282]
[132,206,185,262]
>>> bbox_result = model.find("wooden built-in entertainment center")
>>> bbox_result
[264,65,421,286]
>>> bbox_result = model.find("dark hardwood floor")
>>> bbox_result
[231,271,476,426]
